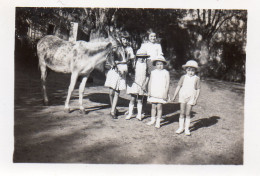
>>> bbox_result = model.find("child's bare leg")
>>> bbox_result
[185,104,192,135]
[176,103,186,134]
[111,90,120,118]
[147,103,156,125]
[126,95,136,120]
[142,96,147,115]
[136,96,143,120]
[155,103,162,128]
[109,88,114,107]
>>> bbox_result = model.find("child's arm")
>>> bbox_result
[148,75,152,97]
[193,89,200,105]
[142,76,149,91]
[193,77,201,105]
[172,85,181,101]
[171,75,184,101]
[165,71,170,100]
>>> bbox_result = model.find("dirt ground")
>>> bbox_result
[13,63,244,164]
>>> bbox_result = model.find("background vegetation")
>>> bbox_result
[15,7,247,82]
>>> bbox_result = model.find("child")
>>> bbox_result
[147,56,170,128]
[105,32,134,119]
[139,29,164,115]
[125,49,150,120]
[139,29,163,75]
[172,60,201,135]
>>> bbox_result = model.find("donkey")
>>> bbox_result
[37,35,125,113]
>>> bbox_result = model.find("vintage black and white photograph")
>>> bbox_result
[13,6,247,165]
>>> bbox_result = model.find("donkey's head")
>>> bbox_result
[106,33,127,64]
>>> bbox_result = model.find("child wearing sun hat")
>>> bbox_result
[146,55,170,128]
[172,60,201,135]
[125,49,150,121]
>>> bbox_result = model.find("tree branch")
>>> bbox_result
[211,9,218,26]
[203,9,206,24]
[208,9,211,25]
[208,14,234,41]
[197,9,201,23]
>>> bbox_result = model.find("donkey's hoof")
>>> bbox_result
[43,101,49,106]
[79,109,86,114]
[64,108,71,113]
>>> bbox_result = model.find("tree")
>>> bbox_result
[179,10,247,64]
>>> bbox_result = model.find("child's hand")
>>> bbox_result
[167,96,171,102]
[172,96,176,102]
[142,85,146,91]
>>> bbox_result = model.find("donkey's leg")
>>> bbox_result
[64,72,78,113]
[78,76,89,114]
[39,62,48,105]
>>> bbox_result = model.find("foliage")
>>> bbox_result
[15,8,247,82]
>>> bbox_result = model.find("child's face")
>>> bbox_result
[121,37,128,46]
[186,67,196,76]
[137,57,146,63]
[148,33,156,43]
[155,61,164,70]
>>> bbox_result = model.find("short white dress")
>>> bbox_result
[126,60,148,95]
[147,69,170,104]
[104,64,128,91]
[178,74,200,105]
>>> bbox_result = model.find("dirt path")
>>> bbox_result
[13,67,244,164]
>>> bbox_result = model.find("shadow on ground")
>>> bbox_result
[190,116,221,132]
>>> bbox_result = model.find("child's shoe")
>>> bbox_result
[136,114,142,121]
[146,117,156,125]
[125,103,134,120]
[184,118,191,136]
[175,128,184,134]
[125,114,133,120]
[175,117,185,134]
[136,102,143,121]
[155,118,160,128]
[185,129,191,136]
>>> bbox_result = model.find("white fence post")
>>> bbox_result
[69,22,78,42]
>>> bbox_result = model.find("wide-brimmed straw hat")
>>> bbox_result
[182,60,199,69]
[136,49,150,58]
[152,55,167,65]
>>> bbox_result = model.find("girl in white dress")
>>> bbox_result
[172,60,201,135]
[125,49,150,120]
[139,29,163,74]
[147,56,170,128]
[105,32,135,119]
[139,29,164,115]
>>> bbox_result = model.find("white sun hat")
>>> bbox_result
[182,60,199,69]
[152,55,167,65]
[136,49,150,58]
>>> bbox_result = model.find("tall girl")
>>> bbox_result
[105,32,135,119]
[172,60,201,135]
[139,29,164,115]
[139,29,163,74]
[125,49,150,120]
[147,56,170,128]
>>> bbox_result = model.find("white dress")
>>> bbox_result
[178,74,200,105]
[126,60,147,95]
[140,42,163,61]
[147,69,170,104]
[140,42,163,74]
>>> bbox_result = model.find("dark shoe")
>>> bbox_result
[115,108,119,116]
[110,112,118,119]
